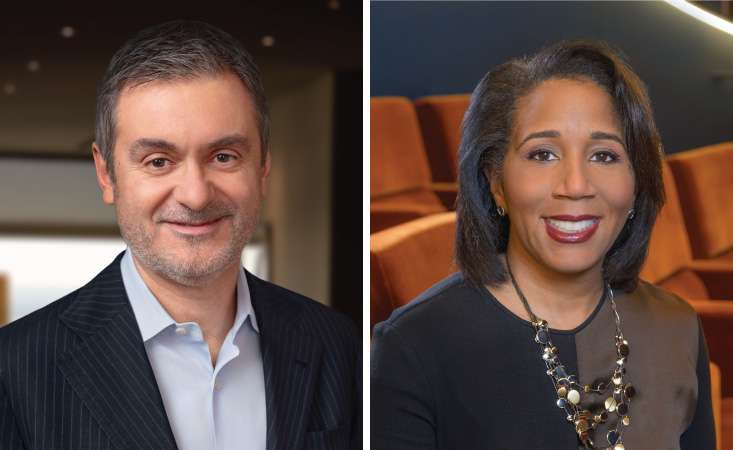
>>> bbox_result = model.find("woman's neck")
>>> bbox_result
[489,241,606,331]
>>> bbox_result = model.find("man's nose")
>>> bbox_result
[173,163,214,210]
[553,157,596,200]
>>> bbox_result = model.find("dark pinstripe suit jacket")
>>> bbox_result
[0,254,361,450]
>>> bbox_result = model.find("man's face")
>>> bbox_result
[93,72,270,286]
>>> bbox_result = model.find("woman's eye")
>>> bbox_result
[590,151,619,163]
[528,150,557,162]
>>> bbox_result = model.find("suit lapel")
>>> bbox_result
[248,272,324,450]
[57,254,177,450]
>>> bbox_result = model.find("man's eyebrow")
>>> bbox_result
[207,134,252,151]
[590,131,625,148]
[128,138,178,160]
[517,130,561,149]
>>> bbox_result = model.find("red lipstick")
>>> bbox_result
[544,216,600,244]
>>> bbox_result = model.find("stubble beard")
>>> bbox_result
[117,198,260,287]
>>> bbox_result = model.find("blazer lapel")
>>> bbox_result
[248,272,324,450]
[57,254,177,450]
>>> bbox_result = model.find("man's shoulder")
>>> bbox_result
[0,254,125,355]
[0,287,80,355]
[246,272,359,347]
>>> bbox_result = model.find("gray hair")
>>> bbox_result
[95,20,270,180]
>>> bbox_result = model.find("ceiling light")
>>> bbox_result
[3,83,17,95]
[665,0,733,36]
[261,35,275,47]
[328,0,341,10]
[27,60,40,73]
[60,26,75,38]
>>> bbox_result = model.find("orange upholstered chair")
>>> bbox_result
[667,143,733,262]
[641,161,733,300]
[414,94,470,183]
[711,362,723,450]
[371,97,455,233]
[370,212,456,328]
[0,274,7,326]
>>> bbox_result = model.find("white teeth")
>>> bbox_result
[547,219,596,233]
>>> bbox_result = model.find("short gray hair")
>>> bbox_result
[95,20,270,180]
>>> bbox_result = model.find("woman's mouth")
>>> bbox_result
[544,215,600,244]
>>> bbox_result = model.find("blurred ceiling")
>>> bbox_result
[0,1,362,157]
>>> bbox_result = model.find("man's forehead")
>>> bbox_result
[113,73,260,152]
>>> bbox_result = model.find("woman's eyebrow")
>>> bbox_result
[517,130,625,149]
[517,130,560,148]
[590,131,625,147]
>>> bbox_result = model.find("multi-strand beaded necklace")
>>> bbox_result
[505,261,635,450]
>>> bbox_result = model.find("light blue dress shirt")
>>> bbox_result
[120,250,266,450]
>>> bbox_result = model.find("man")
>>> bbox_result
[0,21,360,450]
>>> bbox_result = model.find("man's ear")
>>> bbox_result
[260,151,271,197]
[92,143,115,205]
[485,167,506,213]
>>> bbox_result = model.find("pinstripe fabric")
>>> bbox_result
[0,253,361,450]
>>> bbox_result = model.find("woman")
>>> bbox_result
[371,40,715,449]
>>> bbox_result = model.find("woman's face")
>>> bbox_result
[490,78,635,276]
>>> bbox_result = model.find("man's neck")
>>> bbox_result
[130,253,239,364]
[491,240,605,331]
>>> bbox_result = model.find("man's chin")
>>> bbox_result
[132,245,242,286]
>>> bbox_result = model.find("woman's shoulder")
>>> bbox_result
[631,280,698,320]
[376,272,482,332]
[621,280,701,344]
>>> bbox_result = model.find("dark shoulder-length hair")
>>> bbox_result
[455,39,665,293]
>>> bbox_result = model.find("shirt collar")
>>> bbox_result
[120,249,258,343]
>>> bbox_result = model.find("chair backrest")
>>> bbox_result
[414,94,470,183]
[641,161,708,299]
[667,142,733,258]
[370,97,434,199]
[370,212,456,328]
[0,274,7,326]
[710,362,722,450]
[641,161,696,282]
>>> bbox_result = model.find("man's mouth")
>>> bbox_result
[164,217,225,236]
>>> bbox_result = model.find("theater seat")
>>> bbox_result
[371,97,455,232]
[370,212,456,328]
[667,142,733,263]
[723,396,733,450]
[0,274,7,326]
[414,94,470,183]
[641,161,733,300]
[642,160,733,399]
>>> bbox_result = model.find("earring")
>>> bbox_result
[628,209,635,220]
[497,205,506,217]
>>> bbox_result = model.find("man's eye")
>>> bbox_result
[591,151,619,163]
[528,150,557,162]
[149,158,169,168]
[215,153,235,163]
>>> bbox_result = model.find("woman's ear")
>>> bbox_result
[484,167,506,212]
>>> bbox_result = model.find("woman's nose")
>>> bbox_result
[553,157,596,200]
